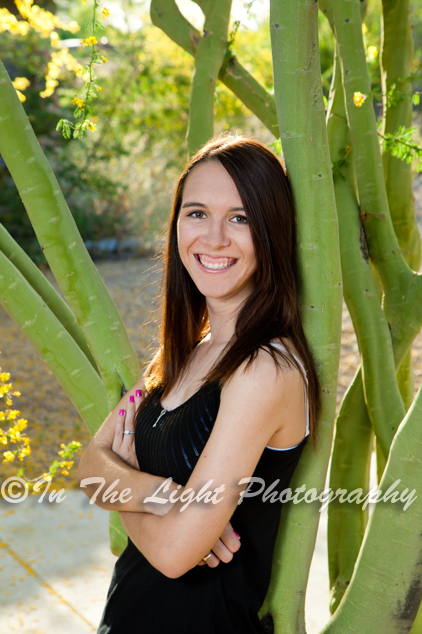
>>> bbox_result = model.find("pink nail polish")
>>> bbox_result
[136,390,142,398]
[119,409,125,416]
[234,531,241,539]
[129,395,135,403]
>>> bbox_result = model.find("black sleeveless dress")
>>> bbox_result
[97,380,308,634]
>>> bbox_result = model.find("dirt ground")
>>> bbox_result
[0,257,421,491]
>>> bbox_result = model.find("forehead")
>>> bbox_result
[182,160,242,207]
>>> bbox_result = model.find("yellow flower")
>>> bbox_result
[9,429,22,443]
[366,46,378,62]
[102,7,110,18]
[81,36,97,47]
[3,451,15,463]
[7,410,20,420]
[60,460,74,469]
[0,372,11,381]
[87,121,96,131]
[18,446,31,459]
[15,418,27,432]
[97,85,102,92]
[72,97,85,109]
[353,92,367,107]
[62,470,69,475]
[362,23,368,36]
[101,56,107,63]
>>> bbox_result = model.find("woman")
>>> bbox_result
[78,135,321,634]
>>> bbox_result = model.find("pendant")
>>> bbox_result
[153,408,167,428]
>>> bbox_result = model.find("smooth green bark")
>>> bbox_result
[321,382,422,634]
[327,369,373,614]
[380,0,421,420]
[0,222,98,373]
[381,0,421,274]
[332,0,422,369]
[259,2,342,631]
[327,51,405,462]
[0,60,140,411]
[187,0,232,155]
[151,0,279,138]
[0,251,108,434]
[325,49,379,613]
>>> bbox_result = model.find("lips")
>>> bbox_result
[194,254,238,271]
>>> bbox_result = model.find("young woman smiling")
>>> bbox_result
[78,135,321,634]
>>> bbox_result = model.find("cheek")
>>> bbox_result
[242,234,257,267]
[177,223,196,262]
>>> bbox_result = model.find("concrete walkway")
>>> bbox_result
[0,487,332,633]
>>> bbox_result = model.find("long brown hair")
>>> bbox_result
[138,135,321,448]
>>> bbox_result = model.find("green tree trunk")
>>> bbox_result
[259,2,342,631]
[151,0,279,138]
[187,0,232,155]
[380,0,421,418]
[0,250,108,434]
[321,382,422,634]
[0,58,142,554]
[0,60,140,410]
[0,222,98,373]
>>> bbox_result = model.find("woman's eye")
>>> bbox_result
[231,215,248,224]
[188,211,206,219]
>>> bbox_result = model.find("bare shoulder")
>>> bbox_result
[220,341,303,413]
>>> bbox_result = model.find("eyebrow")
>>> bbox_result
[182,202,245,212]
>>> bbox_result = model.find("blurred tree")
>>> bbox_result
[1,1,422,632]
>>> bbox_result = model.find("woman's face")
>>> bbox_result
[177,160,257,303]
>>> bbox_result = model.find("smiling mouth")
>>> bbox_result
[195,254,238,270]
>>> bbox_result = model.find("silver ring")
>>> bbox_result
[123,430,135,435]
[202,553,212,563]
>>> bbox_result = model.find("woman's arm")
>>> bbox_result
[78,377,181,514]
[119,349,306,578]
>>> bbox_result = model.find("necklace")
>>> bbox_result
[152,338,229,428]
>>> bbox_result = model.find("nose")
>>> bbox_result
[202,217,230,250]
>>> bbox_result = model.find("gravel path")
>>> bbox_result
[0,257,421,490]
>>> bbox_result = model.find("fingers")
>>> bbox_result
[112,408,126,452]
[210,538,236,565]
[218,522,241,554]
[201,551,221,569]
[122,388,144,438]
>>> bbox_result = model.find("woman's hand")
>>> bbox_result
[112,388,145,470]
[198,521,241,568]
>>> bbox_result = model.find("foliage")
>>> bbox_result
[57,0,109,139]
[0,351,81,493]
[380,125,422,172]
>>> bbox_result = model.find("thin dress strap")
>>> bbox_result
[265,342,310,451]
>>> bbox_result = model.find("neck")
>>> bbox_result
[205,286,252,345]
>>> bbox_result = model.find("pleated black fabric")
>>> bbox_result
[97,380,307,634]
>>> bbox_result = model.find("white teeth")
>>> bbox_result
[198,256,236,270]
